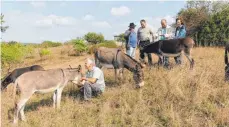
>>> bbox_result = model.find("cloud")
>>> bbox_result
[30,2,46,8]
[92,21,112,28]
[35,15,77,27]
[82,14,94,21]
[2,10,113,43]
[111,6,131,16]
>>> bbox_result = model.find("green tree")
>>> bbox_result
[177,1,229,46]
[116,33,126,43]
[1,13,9,33]
[84,32,104,44]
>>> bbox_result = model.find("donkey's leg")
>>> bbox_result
[20,105,26,121]
[184,47,194,69]
[184,53,194,69]
[119,68,124,80]
[14,93,32,124]
[53,90,57,108]
[56,87,64,109]
[114,69,117,82]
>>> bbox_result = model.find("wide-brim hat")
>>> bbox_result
[129,23,136,28]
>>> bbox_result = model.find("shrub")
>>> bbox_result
[39,48,51,59]
[84,32,104,44]
[88,41,118,54]
[41,41,62,48]
[24,45,35,58]
[1,42,27,66]
[69,39,88,56]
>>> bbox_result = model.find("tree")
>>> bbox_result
[1,13,9,33]
[115,33,126,43]
[84,32,104,44]
[176,1,229,46]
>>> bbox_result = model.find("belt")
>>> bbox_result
[140,40,150,42]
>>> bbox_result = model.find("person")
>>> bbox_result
[174,17,186,65]
[80,58,105,101]
[137,19,154,66]
[156,19,173,67]
[124,23,137,58]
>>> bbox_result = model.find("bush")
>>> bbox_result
[88,41,118,54]
[39,48,51,59]
[41,41,62,48]
[1,42,28,66]
[69,39,88,56]
[84,32,104,44]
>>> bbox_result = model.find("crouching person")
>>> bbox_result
[80,58,105,101]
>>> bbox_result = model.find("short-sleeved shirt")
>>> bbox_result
[86,66,105,92]
[137,27,153,42]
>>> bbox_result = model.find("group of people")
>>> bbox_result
[124,18,187,67]
[78,18,187,102]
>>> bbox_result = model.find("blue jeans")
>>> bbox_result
[127,47,136,58]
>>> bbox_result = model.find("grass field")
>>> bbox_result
[1,46,229,127]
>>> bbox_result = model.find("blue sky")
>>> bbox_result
[1,1,186,43]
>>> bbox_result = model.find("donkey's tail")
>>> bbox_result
[225,44,229,65]
[94,48,100,67]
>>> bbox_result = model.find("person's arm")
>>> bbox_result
[149,28,154,42]
[165,27,173,39]
[81,77,97,84]
[137,28,140,46]
[124,30,131,37]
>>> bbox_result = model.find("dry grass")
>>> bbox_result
[1,46,229,127]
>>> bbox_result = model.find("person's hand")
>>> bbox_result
[126,44,130,50]
[81,77,87,81]
[164,34,169,38]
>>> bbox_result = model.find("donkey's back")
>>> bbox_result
[95,47,123,68]
[15,69,65,93]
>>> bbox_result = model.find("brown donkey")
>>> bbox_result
[94,47,144,88]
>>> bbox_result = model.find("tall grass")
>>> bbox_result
[1,47,229,127]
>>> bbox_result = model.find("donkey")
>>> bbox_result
[225,44,229,81]
[13,65,82,124]
[142,37,195,69]
[94,47,144,88]
[1,65,44,91]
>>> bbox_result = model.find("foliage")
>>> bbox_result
[39,48,51,58]
[41,41,62,48]
[115,33,126,43]
[1,42,29,66]
[70,39,88,55]
[88,41,118,54]
[177,1,229,46]
[0,13,9,33]
[84,32,105,44]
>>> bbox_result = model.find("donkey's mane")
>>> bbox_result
[123,53,142,67]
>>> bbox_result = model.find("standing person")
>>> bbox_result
[80,58,106,101]
[124,23,137,58]
[156,19,173,67]
[174,17,186,65]
[137,19,154,66]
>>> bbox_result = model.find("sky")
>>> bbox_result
[1,1,187,43]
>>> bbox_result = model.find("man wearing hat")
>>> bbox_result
[124,23,138,58]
